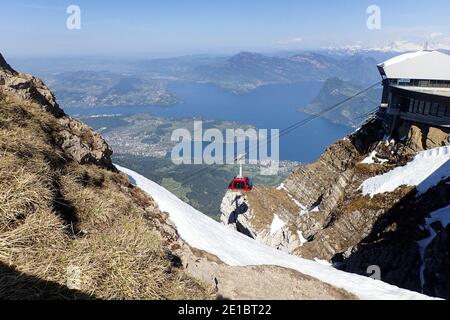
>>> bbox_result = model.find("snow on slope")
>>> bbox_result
[270,215,286,235]
[116,164,436,300]
[361,146,450,197]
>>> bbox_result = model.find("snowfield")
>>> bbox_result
[361,146,450,197]
[116,164,437,300]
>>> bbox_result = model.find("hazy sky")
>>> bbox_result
[1,0,450,58]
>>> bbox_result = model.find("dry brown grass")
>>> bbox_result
[0,97,211,300]
[354,162,394,176]
[0,154,53,231]
[246,187,300,233]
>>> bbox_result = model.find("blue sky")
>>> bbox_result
[1,0,450,57]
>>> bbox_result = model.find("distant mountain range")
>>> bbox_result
[134,51,381,93]
[9,49,400,109]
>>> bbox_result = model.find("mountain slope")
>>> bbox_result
[0,52,369,300]
[220,116,450,298]
[0,52,441,300]
[117,165,434,300]
[191,52,379,93]
[0,54,210,299]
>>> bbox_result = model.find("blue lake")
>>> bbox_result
[67,81,352,163]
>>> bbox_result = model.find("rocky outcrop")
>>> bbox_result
[220,189,307,253]
[283,118,388,213]
[335,179,450,298]
[402,122,450,151]
[220,114,450,298]
[220,119,390,254]
[55,117,114,169]
[0,53,114,169]
[0,55,64,118]
[0,53,15,74]
[176,244,356,300]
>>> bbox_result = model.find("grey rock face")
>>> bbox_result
[0,53,114,169]
[0,62,64,117]
[0,53,15,74]
[220,189,311,253]
[55,117,114,169]
[220,191,258,239]
[220,116,450,299]
[178,245,356,300]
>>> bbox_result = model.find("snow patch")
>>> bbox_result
[314,258,333,267]
[361,151,389,165]
[277,183,308,211]
[297,231,307,246]
[360,147,450,197]
[116,164,437,300]
[270,215,286,235]
[361,151,377,164]
[288,194,307,211]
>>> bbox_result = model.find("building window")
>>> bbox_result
[399,79,411,85]
[445,105,450,117]
[418,101,425,114]
[409,99,415,113]
[438,104,446,117]
[392,96,402,109]
[399,97,410,112]
[431,103,439,116]
[424,102,431,115]
[400,79,450,88]
[413,100,420,113]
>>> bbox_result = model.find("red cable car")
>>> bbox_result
[228,176,253,191]
[228,155,253,191]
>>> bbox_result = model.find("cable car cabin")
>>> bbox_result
[228,177,253,191]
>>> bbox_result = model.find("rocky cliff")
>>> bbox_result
[0,54,113,169]
[220,115,450,298]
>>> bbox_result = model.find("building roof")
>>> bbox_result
[378,50,450,81]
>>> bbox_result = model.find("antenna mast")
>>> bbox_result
[237,153,246,178]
